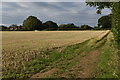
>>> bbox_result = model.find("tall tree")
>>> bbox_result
[98,14,112,29]
[23,16,42,31]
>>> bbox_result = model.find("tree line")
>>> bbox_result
[1,14,112,31]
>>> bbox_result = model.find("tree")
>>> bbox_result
[42,21,58,30]
[17,25,23,31]
[59,24,67,29]
[59,23,78,30]
[86,2,112,14]
[0,25,8,31]
[80,25,93,30]
[86,1,120,48]
[112,2,120,48]
[66,23,78,28]
[98,14,112,29]
[23,16,42,31]
[93,26,101,30]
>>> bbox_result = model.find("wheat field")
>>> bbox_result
[2,31,105,77]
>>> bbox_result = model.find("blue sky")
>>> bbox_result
[2,2,111,27]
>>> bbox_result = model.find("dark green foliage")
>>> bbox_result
[98,14,112,29]
[86,2,112,9]
[0,25,8,31]
[17,25,23,31]
[86,2,112,14]
[80,24,93,30]
[0,25,2,31]
[59,23,78,29]
[112,2,120,49]
[23,16,42,31]
[59,24,94,30]
[59,23,79,30]
[59,24,67,29]
[93,26,101,30]
[42,21,58,30]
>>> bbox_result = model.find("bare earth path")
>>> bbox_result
[68,50,100,78]
[31,49,101,79]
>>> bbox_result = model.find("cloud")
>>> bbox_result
[2,2,111,26]
[0,2,2,24]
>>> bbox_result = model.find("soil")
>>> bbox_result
[30,49,101,79]
[32,68,59,78]
[68,50,100,78]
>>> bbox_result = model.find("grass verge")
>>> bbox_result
[91,33,119,79]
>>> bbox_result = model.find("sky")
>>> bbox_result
[1,2,111,27]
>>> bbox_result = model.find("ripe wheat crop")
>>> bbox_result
[2,31,105,77]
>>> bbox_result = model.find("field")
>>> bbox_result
[2,31,119,79]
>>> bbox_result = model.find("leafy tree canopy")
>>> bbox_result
[0,25,8,31]
[80,25,93,30]
[98,14,112,29]
[43,21,58,29]
[86,1,112,14]
[59,23,78,29]
[23,16,42,31]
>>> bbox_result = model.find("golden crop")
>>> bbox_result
[2,31,105,74]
